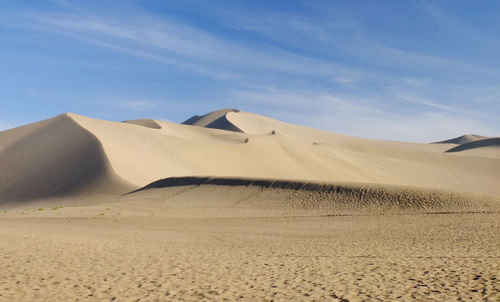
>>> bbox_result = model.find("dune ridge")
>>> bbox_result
[433,134,488,145]
[122,118,162,129]
[1,109,500,207]
[0,114,133,205]
[1,111,499,302]
[445,137,500,152]
[121,176,500,217]
[182,108,243,132]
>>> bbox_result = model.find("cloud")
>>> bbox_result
[227,10,496,75]
[332,76,356,84]
[1,2,497,142]
[20,11,354,79]
[420,2,500,50]
[0,122,13,132]
[397,94,483,117]
[445,84,500,104]
[403,78,428,87]
[117,100,157,111]
[230,87,498,142]
[27,89,46,102]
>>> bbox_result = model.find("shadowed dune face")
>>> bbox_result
[445,137,500,152]
[122,119,162,129]
[1,111,499,302]
[433,134,488,145]
[0,114,132,205]
[122,176,500,217]
[0,110,500,207]
[182,108,243,132]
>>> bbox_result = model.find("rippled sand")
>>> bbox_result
[1,212,498,301]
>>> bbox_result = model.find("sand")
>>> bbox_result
[1,110,500,206]
[1,211,499,301]
[0,109,499,301]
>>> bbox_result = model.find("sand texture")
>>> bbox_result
[1,109,499,301]
[1,109,500,206]
[0,212,499,301]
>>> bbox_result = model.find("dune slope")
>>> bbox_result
[116,176,500,218]
[0,114,132,206]
[445,137,500,152]
[182,108,243,132]
[433,134,488,145]
[1,109,499,207]
[123,118,162,129]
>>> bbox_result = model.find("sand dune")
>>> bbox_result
[182,108,243,132]
[123,118,162,129]
[446,137,500,152]
[1,109,499,302]
[1,109,499,207]
[433,134,488,145]
[0,114,132,206]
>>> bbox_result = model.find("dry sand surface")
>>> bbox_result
[1,181,500,301]
[1,109,499,301]
[0,211,499,301]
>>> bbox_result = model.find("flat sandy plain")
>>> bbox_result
[1,210,498,301]
[1,109,499,301]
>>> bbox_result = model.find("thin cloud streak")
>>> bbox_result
[420,1,500,50]
[0,122,13,132]
[26,12,354,78]
[397,95,485,117]
[228,11,496,75]
[230,87,497,142]
[117,100,157,111]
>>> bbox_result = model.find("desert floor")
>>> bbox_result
[0,211,498,301]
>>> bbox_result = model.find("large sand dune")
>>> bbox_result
[1,109,499,206]
[0,114,132,206]
[1,109,499,301]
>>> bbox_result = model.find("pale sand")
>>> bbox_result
[1,109,499,301]
[1,181,499,301]
[1,110,500,206]
[0,212,498,301]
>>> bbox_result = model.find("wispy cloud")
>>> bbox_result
[17,11,355,79]
[117,100,157,111]
[227,10,496,75]
[420,1,500,50]
[230,87,498,142]
[0,122,13,132]
[27,89,46,101]
[397,94,483,117]
[1,1,498,141]
[332,76,356,84]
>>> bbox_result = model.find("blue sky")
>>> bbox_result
[1,0,499,142]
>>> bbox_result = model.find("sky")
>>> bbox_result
[0,0,499,142]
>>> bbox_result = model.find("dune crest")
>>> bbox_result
[445,137,500,152]
[182,108,243,132]
[0,114,132,205]
[1,110,499,206]
[433,134,488,145]
[123,119,162,129]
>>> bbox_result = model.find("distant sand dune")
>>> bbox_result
[433,134,488,145]
[445,137,500,152]
[123,118,162,129]
[182,108,243,132]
